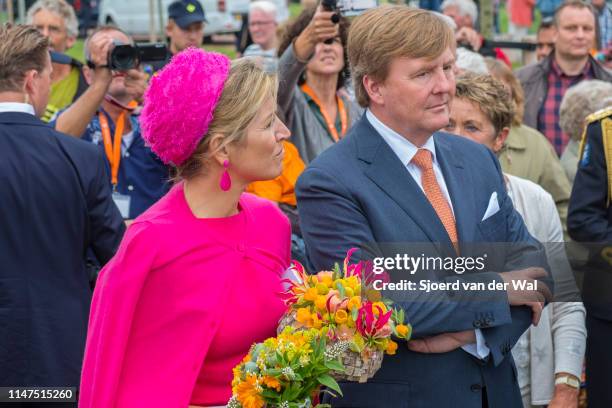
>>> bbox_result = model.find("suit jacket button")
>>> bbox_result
[473,320,482,328]
[470,384,482,392]
[484,317,493,326]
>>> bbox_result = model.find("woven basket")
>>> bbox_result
[277,312,384,383]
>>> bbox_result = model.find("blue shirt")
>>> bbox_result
[52,109,170,218]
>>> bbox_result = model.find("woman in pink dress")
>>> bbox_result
[79,49,292,407]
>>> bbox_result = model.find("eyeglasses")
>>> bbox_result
[249,21,275,28]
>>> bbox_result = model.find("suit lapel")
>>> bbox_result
[434,133,477,245]
[354,117,453,247]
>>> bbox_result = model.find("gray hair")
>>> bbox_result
[440,0,478,26]
[249,1,277,19]
[560,80,612,141]
[434,11,458,31]
[26,0,78,38]
[456,47,488,74]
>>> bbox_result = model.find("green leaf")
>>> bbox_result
[317,374,343,396]
[324,359,345,372]
[336,281,346,298]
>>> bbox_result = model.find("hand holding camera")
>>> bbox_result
[293,5,339,62]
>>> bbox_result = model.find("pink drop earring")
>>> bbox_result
[220,160,232,191]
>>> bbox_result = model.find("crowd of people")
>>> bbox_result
[0,0,611,407]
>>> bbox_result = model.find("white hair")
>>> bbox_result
[456,47,488,74]
[26,0,78,38]
[560,80,612,141]
[249,1,277,19]
[434,11,458,31]
[441,0,478,26]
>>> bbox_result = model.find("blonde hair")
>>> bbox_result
[26,0,79,38]
[348,6,456,107]
[176,58,278,180]
[0,23,50,92]
[455,73,515,136]
[485,57,525,126]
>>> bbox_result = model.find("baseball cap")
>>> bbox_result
[168,0,207,29]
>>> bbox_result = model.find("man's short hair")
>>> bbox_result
[83,25,133,62]
[348,6,455,107]
[537,18,554,34]
[0,23,50,92]
[553,0,596,27]
[440,0,478,26]
[455,73,515,135]
[26,0,78,38]
[249,1,277,18]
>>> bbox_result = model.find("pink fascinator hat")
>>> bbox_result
[140,48,231,166]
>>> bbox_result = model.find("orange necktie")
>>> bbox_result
[411,149,458,245]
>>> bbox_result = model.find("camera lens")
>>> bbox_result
[110,45,139,71]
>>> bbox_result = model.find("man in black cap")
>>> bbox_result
[150,0,206,71]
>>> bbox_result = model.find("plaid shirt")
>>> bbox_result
[538,58,593,156]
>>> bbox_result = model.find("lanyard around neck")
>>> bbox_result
[300,83,348,142]
[99,111,127,188]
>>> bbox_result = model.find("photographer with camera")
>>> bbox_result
[277,5,361,165]
[53,26,170,221]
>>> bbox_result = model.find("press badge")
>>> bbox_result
[112,193,131,219]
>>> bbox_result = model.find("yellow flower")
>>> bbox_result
[366,289,382,302]
[235,374,265,408]
[344,286,355,298]
[335,309,348,325]
[311,313,323,329]
[262,375,281,392]
[315,295,328,311]
[396,324,411,339]
[345,276,359,290]
[304,287,318,302]
[316,283,330,295]
[296,308,311,324]
[385,340,398,355]
[347,296,361,311]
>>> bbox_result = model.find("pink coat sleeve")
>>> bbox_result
[79,222,160,407]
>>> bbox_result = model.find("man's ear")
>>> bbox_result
[82,65,94,85]
[363,74,385,106]
[22,69,37,99]
[165,20,174,37]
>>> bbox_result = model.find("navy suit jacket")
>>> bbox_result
[296,115,550,407]
[0,112,125,388]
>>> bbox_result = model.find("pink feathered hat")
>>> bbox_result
[140,48,231,166]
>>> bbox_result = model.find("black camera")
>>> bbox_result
[109,43,168,71]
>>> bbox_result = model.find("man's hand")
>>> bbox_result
[501,267,552,326]
[124,69,148,102]
[293,6,339,61]
[455,27,482,52]
[87,34,114,83]
[407,330,476,353]
[548,384,579,408]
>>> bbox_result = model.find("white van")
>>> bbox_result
[98,0,250,38]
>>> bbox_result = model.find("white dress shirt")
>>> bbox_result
[0,102,35,115]
[365,109,490,359]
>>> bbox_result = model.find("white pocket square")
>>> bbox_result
[481,192,500,222]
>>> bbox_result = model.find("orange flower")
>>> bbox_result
[315,295,328,311]
[262,375,281,392]
[396,324,410,339]
[386,340,398,355]
[296,308,311,324]
[235,374,264,408]
[304,287,318,301]
[335,309,348,325]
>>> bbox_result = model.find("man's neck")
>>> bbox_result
[51,62,72,84]
[554,52,590,76]
[0,92,28,104]
[259,38,277,51]
[169,42,180,55]
[368,106,431,147]
[101,98,132,132]
[305,72,338,107]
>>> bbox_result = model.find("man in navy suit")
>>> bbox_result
[0,24,124,393]
[296,6,552,407]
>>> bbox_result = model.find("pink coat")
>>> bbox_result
[79,184,290,407]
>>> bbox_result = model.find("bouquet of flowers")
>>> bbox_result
[278,249,412,383]
[228,327,347,408]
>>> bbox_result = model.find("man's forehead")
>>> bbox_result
[33,9,66,25]
[559,7,595,25]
